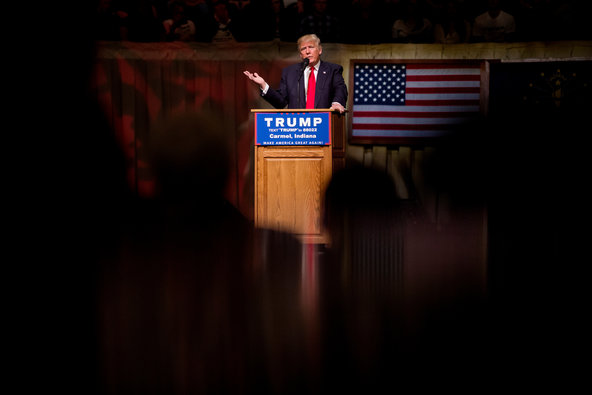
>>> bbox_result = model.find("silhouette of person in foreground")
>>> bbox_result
[97,111,311,394]
[318,165,407,393]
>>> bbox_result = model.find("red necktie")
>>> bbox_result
[306,66,316,109]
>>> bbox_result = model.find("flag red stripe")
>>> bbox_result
[352,123,458,131]
[406,75,480,82]
[406,87,480,94]
[406,64,481,69]
[353,111,478,118]
[405,99,479,106]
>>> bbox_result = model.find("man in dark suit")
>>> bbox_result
[244,34,347,112]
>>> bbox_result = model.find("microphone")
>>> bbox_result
[302,57,310,69]
[299,58,310,78]
[298,58,310,107]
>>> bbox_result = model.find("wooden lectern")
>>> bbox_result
[252,109,346,244]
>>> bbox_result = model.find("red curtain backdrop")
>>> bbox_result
[92,41,297,219]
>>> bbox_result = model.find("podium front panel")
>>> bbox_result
[255,146,332,243]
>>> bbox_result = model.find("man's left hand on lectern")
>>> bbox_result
[330,102,346,113]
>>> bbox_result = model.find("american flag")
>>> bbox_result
[351,62,482,141]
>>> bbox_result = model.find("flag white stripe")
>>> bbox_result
[406,93,481,100]
[406,81,480,88]
[406,68,481,76]
[352,117,471,125]
[353,130,449,137]
[353,105,480,112]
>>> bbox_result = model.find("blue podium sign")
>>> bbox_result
[255,112,332,146]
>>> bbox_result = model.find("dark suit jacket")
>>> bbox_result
[262,61,348,109]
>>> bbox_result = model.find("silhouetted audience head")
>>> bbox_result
[147,111,232,204]
[323,165,402,261]
[324,165,399,225]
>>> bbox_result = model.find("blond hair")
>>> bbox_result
[297,34,322,50]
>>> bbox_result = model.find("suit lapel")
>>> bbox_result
[316,62,328,107]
